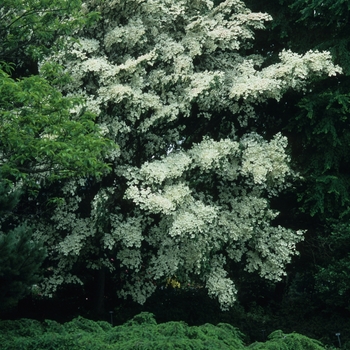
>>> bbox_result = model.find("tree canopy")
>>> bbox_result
[0,0,99,77]
[0,67,114,185]
[0,0,114,186]
[26,0,341,311]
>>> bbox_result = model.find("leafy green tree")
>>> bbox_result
[0,0,115,311]
[0,66,113,185]
[0,0,113,186]
[0,0,98,78]
[29,0,341,313]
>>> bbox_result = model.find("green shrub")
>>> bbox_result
[0,318,43,337]
[0,313,329,349]
[64,316,107,334]
[248,330,326,350]
[43,319,66,334]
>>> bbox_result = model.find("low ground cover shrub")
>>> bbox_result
[0,312,333,349]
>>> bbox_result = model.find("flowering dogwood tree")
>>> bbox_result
[35,0,341,310]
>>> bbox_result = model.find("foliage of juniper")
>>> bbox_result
[0,312,332,350]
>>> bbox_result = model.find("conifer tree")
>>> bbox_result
[0,182,46,311]
[245,0,350,311]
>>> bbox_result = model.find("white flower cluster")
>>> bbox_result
[117,248,143,272]
[168,201,218,238]
[241,132,292,191]
[71,38,100,59]
[189,138,239,172]
[139,152,192,184]
[105,213,144,249]
[244,227,305,280]
[205,256,237,311]
[125,183,191,214]
[230,50,342,102]
[104,18,147,51]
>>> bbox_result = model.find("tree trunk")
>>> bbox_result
[92,267,105,319]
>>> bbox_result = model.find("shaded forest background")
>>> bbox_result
[1,0,350,348]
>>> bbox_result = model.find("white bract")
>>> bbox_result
[34,0,340,309]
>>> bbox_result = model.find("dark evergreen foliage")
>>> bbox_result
[0,224,46,312]
[0,312,332,350]
[242,0,350,324]
[0,181,46,312]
